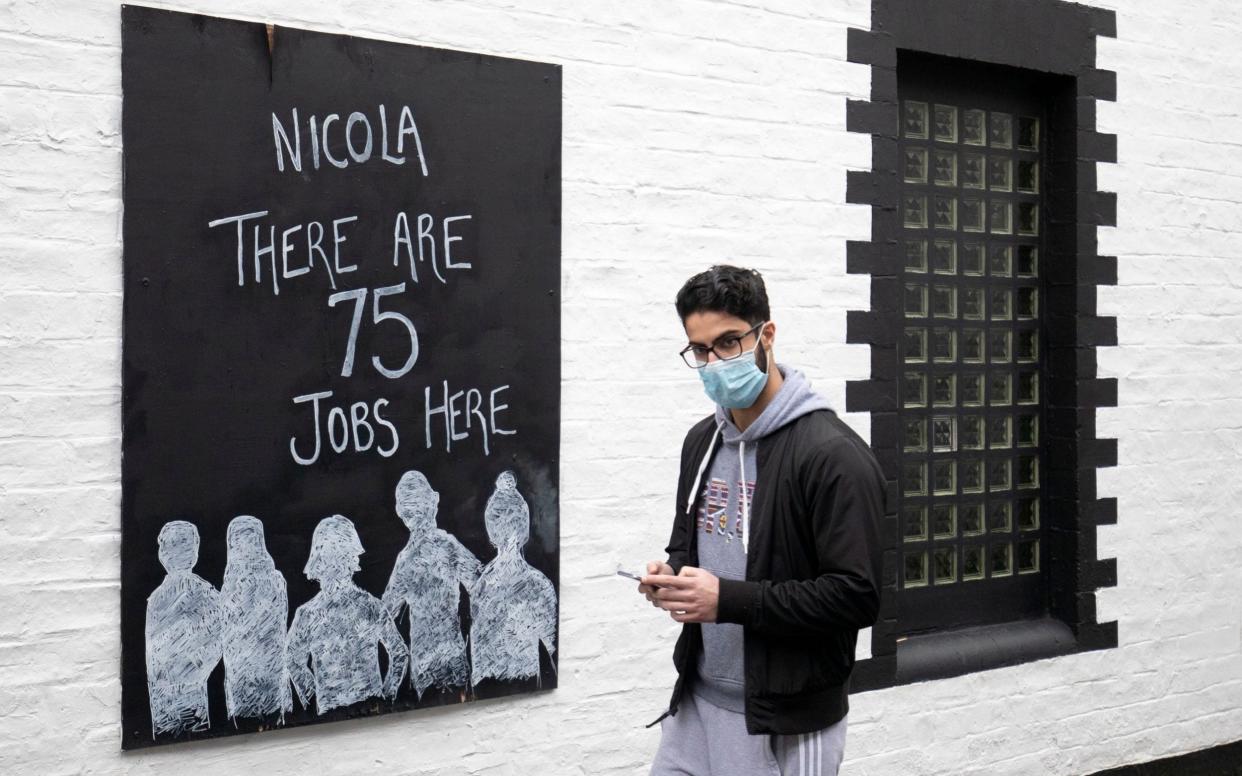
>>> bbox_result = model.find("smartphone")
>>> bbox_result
[617,568,663,587]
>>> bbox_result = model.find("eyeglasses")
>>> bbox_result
[679,321,767,369]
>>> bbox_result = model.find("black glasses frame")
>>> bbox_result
[678,320,767,369]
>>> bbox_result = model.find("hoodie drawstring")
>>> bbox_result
[685,429,721,517]
[738,439,751,553]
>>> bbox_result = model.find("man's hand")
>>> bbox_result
[638,560,673,606]
[643,566,720,623]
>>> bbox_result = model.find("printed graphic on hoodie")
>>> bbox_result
[701,478,730,536]
[697,478,755,546]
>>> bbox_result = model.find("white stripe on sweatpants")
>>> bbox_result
[799,729,822,776]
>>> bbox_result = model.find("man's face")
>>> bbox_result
[682,310,774,366]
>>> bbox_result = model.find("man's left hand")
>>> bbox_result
[644,566,720,623]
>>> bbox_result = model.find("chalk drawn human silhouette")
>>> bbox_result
[220,515,292,723]
[145,520,223,737]
[286,515,408,715]
[383,471,482,697]
[470,471,558,685]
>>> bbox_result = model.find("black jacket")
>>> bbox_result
[650,407,885,734]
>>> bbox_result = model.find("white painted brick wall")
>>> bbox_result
[0,1,1239,774]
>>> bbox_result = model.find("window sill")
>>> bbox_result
[897,616,1078,684]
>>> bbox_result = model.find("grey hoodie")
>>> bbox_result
[691,364,834,712]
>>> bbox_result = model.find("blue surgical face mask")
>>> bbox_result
[698,342,769,409]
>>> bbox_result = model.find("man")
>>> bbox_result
[641,265,884,776]
[287,515,408,714]
[383,470,481,698]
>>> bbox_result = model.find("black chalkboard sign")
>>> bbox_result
[120,5,560,749]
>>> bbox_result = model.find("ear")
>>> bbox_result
[761,321,776,349]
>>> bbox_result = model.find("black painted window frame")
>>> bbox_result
[844,0,1119,690]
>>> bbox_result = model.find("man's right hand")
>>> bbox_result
[639,561,673,606]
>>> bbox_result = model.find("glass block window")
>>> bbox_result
[897,92,1045,606]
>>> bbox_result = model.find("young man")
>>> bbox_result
[641,265,885,776]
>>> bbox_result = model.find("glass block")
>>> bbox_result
[989,501,1012,532]
[903,461,927,496]
[961,153,985,189]
[989,200,1012,234]
[1017,413,1038,447]
[1017,202,1039,235]
[961,458,984,494]
[989,415,1012,448]
[933,151,957,186]
[904,417,927,452]
[989,112,1013,148]
[1017,245,1038,276]
[1016,329,1038,362]
[962,544,986,580]
[962,328,984,363]
[961,373,984,406]
[903,100,928,139]
[934,104,958,142]
[933,504,956,538]
[989,459,1012,492]
[904,194,928,228]
[905,283,928,317]
[988,156,1012,191]
[933,196,956,230]
[990,288,1013,320]
[932,459,956,495]
[1017,287,1037,318]
[906,240,928,272]
[961,503,985,535]
[1017,116,1039,150]
[1017,454,1039,489]
[962,289,985,320]
[960,415,984,450]
[990,373,1013,410]
[932,374,956,407]
[904,504,928,541]
[961,198,985,232]
[903,370,927,407]
[962,243,985,275]
[932,285,956,318]
[932,328,956,362]
[963,109,986,145]
[904,327,927,362]
[904,551,928,587]
[933,546,957,584]
[989,245,1013,277]
[904,147,928,183]
[991,542,1013,576]
[1017,539,1039,573]
[1017,496,1039,530]
[1017,160,1039,192]
[932,416,955,452]
[932,240,957,274]
[1017,371,1038,404]
[989,330,1012,364]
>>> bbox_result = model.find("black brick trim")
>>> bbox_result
[845,0,1119,693]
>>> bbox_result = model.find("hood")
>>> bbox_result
[714,364,833,444]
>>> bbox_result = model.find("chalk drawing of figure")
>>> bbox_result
[145,520,223,737]
[470,471,558,685]
[220,515,292,723]
[382,470,482,698]
[286,515,408,715]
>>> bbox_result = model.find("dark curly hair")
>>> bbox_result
[674,265,770,325]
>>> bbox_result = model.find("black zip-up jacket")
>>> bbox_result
[649,407,885,734]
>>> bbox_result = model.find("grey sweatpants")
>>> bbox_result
[650,691,848,776]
